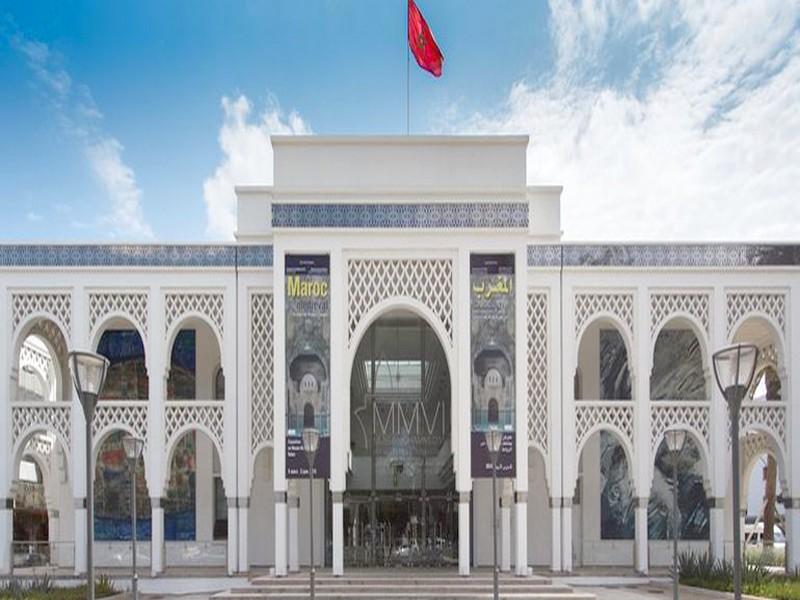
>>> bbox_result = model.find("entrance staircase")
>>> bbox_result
[213,570,596,599]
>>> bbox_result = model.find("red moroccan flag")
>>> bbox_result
[408,0,444,77]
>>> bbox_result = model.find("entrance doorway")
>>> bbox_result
[345,311,456,567]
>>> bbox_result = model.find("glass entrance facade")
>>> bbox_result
[345,311,457,567]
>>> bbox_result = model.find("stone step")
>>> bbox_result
[215,593,595,600]
[250,576,554,586]
[226,585,574,594]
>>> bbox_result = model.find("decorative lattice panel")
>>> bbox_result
[650,403,710,453]
[11,404,71,450]
[650,293,710,336]
[527,293,548,453]
[165,292,224,338]
[92,402,149,447]
[20,341,55,385]
[575,402,634,455]
[250,293,274,451]
[574,292,634,337]
[89,292,148,338]
[727,293,786,336]
[347,258,453,343]
[742,431,776,468]
[12,293,71,337]
[740,402,786,448]
[23,433,54,459]
[165,402,224,454]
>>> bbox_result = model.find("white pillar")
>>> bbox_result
[274,493,288,576]
[74,500,87,574]
[550,502,561,571]
[709,499,724,561]
[561,501,572,572]
[634,499,648,573]
[288,493,299,572]
[151,502,164,575]
[459,492,470,576]
[71,286,89,577]
[238,499,249,573]
[515,493,528,575]
[332,493,343,576]
[227,502,238,575]
[0,503,11,574]
[501,495,512,572]
[786,505,800,571]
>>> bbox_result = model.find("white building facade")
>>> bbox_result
[1,136,798,576]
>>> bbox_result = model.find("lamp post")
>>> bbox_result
[68,351,110,600]
[302,428,320,600]
[122,436,145,600]
[484,427,503,600]
[712,343,759,600]
[664,428,687,600]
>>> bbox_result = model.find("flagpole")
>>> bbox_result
[406,0,410,135]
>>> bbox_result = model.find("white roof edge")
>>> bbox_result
[270,134,530,146]
[235,185,274,194]
[527,185,563,194]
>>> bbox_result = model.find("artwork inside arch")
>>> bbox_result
[650,329,705,400]
[470,253,515,478]
[94,430,152,540]
[596,431,709,540]
[599,329,631,400]
[285,254,330,478]
[167,329,196,400]
[97,329,148,400]
[13,456,48,547]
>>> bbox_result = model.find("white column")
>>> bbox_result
[456,248,472,575]
[329,248,345,576]
[459,492,470,576]
[633,287,650,574]
[71,286,89,576]
[634,499,648,573]
[501,495,512,572]
[273,246,288,576]
[150,501,164,575]
[515,493,528,576]
[227,501,238,575]
[788,282,800,571]
[238,499,249,573]
[0,289,11,575]
[332,493,344,576]
[148,287,166,575]
[550,502,561,571]
[709,286,729,562]
[288,492,299,572]
[513,247,528,575]
[561,500,572,571]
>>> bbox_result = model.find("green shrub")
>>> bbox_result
[0,574,117,599]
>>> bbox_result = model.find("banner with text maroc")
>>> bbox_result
[285,254,331,478]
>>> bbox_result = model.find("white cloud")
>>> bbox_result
[203,95,310,239]
[440,1,800,241]
[8,25,153,239]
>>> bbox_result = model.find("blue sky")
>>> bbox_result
[1,1,799,241]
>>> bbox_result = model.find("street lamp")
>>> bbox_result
[68,351,110,600]
[302,428,320,600]
[122,436,145,600]
[664,428,687,600]
[712,343,759,600]
[484,426,503,600]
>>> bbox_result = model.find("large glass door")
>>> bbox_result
[344,311,456,567]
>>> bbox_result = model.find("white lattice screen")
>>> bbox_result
[740,403,786,449]
[165,292,224,337]
[165,402,224,455]
[347,258,453,343]
[527,293,548,454]
[650,403,710,454]
[574,292,634,338]
[727,293,786,336]
[12,293,71,338]
[89,292,148,338]
[650,293,710,336]
[250,293,274,451]
[92,402,149,448]
[574,402,634,456]
[12,404,71,452]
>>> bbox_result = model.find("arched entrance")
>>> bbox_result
[345,310,455,567]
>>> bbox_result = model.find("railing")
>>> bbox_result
[164,540,227,566]
[11,541,74,573]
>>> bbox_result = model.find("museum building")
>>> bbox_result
[1,136,799,577]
